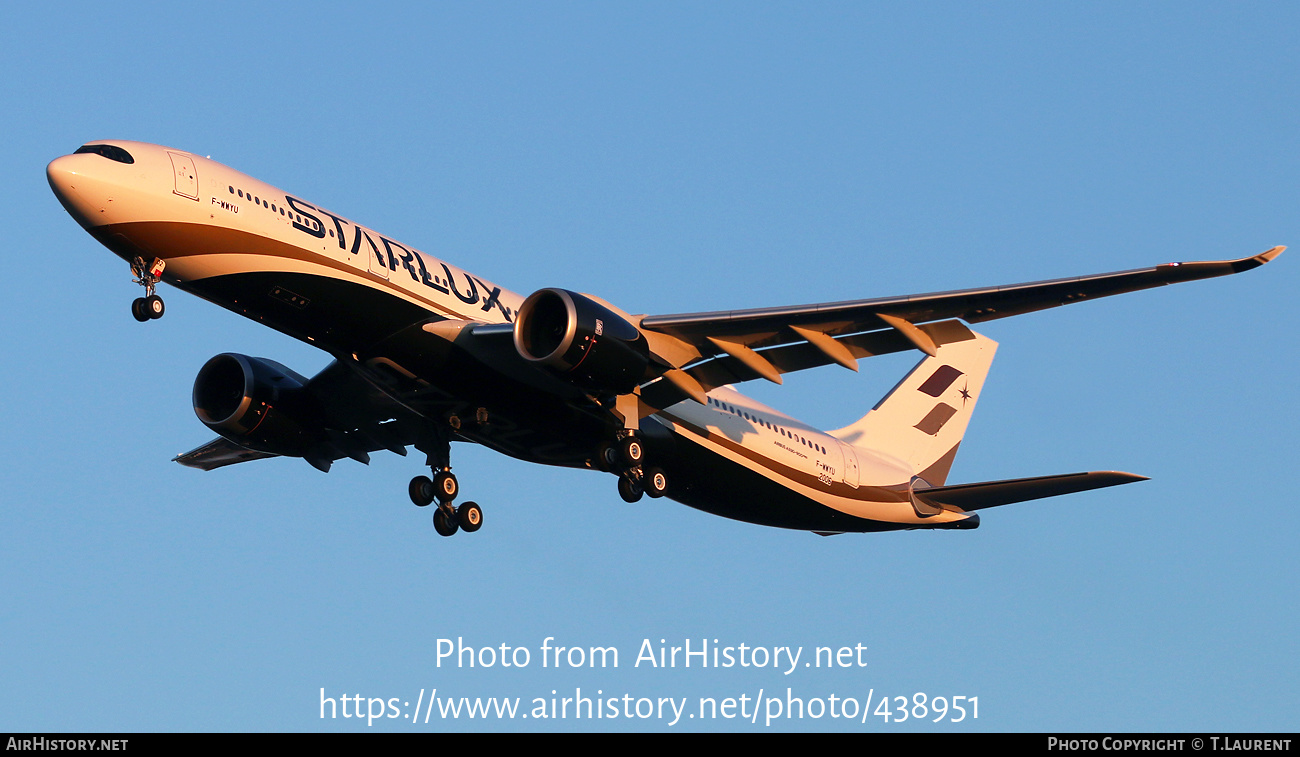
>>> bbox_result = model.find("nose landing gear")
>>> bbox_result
[130,256,166,322]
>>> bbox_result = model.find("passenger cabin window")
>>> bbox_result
[74,144,135,164]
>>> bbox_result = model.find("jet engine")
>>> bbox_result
[513,288,650,395]
[192,353,320,456]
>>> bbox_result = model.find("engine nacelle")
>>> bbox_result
[513,288,650,395]
[192,353,319,456]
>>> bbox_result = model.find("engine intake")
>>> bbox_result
[193,353,319,456]
[514,288,650,395]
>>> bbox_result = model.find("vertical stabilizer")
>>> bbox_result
[829,331,997,485]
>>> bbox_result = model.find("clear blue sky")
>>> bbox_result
[2,2,1296,732]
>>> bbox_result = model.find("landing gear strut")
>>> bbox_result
[130,256,166,322]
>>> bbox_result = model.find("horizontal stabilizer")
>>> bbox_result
[914,471,1148,512]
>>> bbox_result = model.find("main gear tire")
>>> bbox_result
[409,476,435,507]
[432,470,458,503]
[617,475,644,503]
[619,437,645,467]
[644,467,668,498]
[457,502,483,533]
[433,508,459,536]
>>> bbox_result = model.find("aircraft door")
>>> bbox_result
[836,441,860,489]
[168,152,199,201]
[363,231,389,279]
[335,225,389,280]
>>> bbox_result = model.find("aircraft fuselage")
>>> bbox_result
[57,140,1189,535]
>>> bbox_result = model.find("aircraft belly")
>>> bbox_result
[647,416,968,532]
[184,270,433,354]
[647,426,901,531]
[397,359,608,469]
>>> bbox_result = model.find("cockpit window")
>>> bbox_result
[74,144,135,164]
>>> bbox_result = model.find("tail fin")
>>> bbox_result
[829,329,997,485]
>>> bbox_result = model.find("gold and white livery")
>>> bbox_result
[48,140,1284,536]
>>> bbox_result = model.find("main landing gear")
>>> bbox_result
[408,419,483,537]
[602,433,668,504]
[130,256,166,322]
[409,468,484,537]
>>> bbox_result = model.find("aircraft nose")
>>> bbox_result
[47,152,113,228]
[46,154,80,202]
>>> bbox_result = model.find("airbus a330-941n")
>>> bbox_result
[47,141,1282,537]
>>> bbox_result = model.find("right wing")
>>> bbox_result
[635,247,1283,406]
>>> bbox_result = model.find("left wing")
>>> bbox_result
[175,358,423,472]
[173,437,278,471]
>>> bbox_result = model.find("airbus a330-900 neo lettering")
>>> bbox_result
[47,141,1282,537]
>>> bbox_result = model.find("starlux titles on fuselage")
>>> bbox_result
[221,187,516,322]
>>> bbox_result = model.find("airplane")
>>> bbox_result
[46,140,1283,537]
